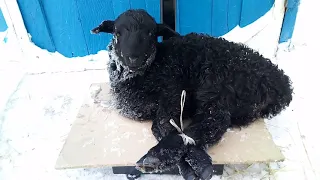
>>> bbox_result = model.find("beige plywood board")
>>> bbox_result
[55,83,285,169]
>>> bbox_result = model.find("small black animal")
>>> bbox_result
[91,9,293,180]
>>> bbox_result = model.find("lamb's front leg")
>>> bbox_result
[151,118,203,180]
[136,108,231,179]
[136,129,188,172]
[143,107,187,171]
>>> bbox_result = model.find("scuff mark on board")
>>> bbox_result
[82,137,94,147]
[138,128,156,144]
[109,147,126,157]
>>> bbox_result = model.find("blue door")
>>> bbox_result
[17,0,161,57]
[17,0,292,58]
[0,9,8,32]
[176,0,275,36]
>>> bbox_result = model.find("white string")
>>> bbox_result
[180,90,186,131]
[169,90,196,146]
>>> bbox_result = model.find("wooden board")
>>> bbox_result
[55,83,285,169]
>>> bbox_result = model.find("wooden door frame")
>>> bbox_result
[0,0,30,55]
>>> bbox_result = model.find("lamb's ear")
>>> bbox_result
[156,23,180,38]
[91,20,115,34]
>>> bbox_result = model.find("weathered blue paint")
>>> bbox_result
[279,0,300,43]
[176,0,274,37]
[17,0,160,57]
[0,9,8,32]
[176,0,213,35]
[112,0,131,17]
[145,0,161,23]
[228,0,243,31]
[240,0,274,27]
[41,0,89,57]
[211,0,229,36]
[17,0,56,52]
[76,0,115,55]
[130,0,146,10]
[78,0,161,55]
[17,0,281,57]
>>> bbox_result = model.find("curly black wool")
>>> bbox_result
[91,9,293,180]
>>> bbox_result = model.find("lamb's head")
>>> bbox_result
[91,9,179,80]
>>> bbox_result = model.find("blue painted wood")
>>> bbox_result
[175,0,180,32]
[112,0,131,17]
[112,0,160,23]
[17,0,56,52]
[227,0,243,31]
[0,9,8,32]
[211,0,228,36]
[176,0,274,35]
[18,0,161,57]
[145,0,161,42]
[76,0,115,55]
[77,0,161,55]
[145,0,161,23]
[176,0,244,37]
[176,0,213,35]
[279,0,300,43]
[40,0,88,57]
[240,0,274,27]
[19,0,279,56]
[130,0,146,10]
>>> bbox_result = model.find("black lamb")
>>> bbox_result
[91,9,293,180]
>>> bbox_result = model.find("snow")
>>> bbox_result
[222,0,286,59]
[1,1,320,179]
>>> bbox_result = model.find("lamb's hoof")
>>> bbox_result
[197,165,214,180]
[183,171,199,180]
[135,155,160,173]
[179,160,199,180]
[126,173,141,180]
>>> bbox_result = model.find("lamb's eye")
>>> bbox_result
[115,32,121,37]
[148,32,152,36]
